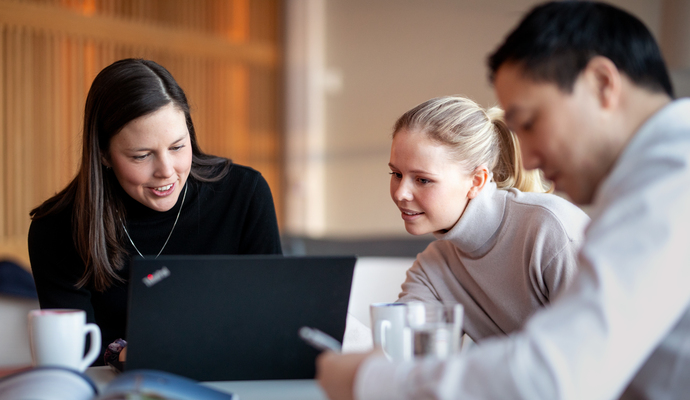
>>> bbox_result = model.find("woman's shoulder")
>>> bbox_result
[203,163,265,187]
[506,188,587,216]
[504,188,590,236]
[194,163,271,200]
[225,163,264,181]
[29,202,73,237]
[28,203,77,272]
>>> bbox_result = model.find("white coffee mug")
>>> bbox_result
[369,303,411,361]
[28,309,101,372]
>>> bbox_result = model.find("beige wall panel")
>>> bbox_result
[318,0,663,237]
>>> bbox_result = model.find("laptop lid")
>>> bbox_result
[124,255,356,381]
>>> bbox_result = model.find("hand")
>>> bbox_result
[0,365,31,378]
[119,345,127,362]
[104,339,127,372]
[316,351,375,400]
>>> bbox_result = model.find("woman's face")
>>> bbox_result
[389,129,479,235]
[105,103,193,212]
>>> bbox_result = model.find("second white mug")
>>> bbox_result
[28,309,101,372]
[369,302,411,361]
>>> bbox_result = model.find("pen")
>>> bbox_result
[299,326,342,352]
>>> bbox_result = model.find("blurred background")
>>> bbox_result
[0,0,688,265]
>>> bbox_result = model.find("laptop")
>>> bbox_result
[124,255,356,381]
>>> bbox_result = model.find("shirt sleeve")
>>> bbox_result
[397,257,443,303]
[539,235,581,300]
[28,214,97,325]
[525,198,588,303]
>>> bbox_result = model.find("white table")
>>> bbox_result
[203,379,327,400]
[85,366,328,400]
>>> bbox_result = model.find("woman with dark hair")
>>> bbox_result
[29,58,282,365]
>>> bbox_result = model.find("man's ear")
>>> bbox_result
[584,56,622,111]
[467,167,489,199]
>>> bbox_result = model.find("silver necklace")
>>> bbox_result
[122,183,188,259]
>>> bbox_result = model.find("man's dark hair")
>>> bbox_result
[488,1,674,98]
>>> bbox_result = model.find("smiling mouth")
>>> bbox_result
[153,183,173,192]
[401,209,423,216]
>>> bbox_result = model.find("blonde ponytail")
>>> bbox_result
[487,107,552,193]
[393,96,552,193]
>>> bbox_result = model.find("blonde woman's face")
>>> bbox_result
[389,129,477,235]
[105,103,193,212]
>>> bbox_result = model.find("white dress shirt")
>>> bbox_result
[355,99,690,400]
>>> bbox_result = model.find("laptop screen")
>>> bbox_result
[125,255,356,381]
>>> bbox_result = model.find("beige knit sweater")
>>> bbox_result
[397,181,590,341]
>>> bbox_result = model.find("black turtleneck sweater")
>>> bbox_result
[28,164,282,365]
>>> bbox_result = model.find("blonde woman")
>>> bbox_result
[389,96,590,341]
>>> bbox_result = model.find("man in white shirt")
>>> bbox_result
[316,2,690,399]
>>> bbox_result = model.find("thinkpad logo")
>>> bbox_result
[142,266,171,287]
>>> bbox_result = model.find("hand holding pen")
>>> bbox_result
[299,326,342,353]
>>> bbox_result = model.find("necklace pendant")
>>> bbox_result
[122,183,188,259]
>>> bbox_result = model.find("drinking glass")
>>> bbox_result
[406,302,464,359]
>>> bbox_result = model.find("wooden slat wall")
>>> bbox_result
[0,0,283,264]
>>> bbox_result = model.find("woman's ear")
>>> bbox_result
[467,167,489,199]
[101,156,111,169]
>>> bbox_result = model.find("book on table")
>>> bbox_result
[0,366,236,400]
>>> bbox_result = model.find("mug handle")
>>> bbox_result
[80,323,102,371]
[378,320,392,360]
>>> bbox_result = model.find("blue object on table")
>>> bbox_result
[0,366,98,400]
[0,367,235,399]
[101,369,237,399]
[0,260,37,299]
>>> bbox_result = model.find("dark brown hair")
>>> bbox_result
[31,59,231,291]
[488,1,673,97]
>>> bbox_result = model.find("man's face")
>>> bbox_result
[494,62,615,205]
